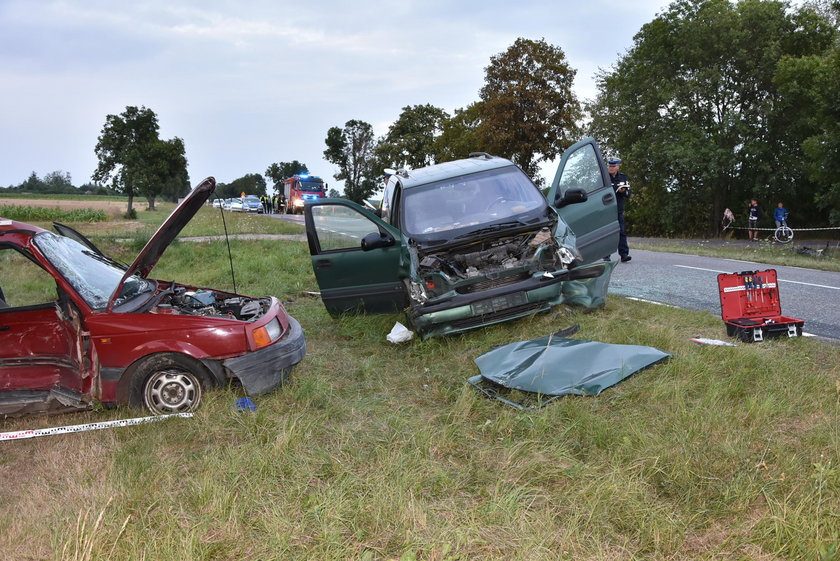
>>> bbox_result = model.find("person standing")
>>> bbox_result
[608,158,631,262]
[773,201,789,227]
[748,199,762,240]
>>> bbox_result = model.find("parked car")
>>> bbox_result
[303,138,620,339]
[0,178,306,416]
[228,198,245,212]
[211,198,224,208]
[242,195,263,213]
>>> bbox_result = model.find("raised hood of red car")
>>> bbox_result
[107,177,215,311]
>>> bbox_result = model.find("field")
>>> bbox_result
[1,205,839,561]
[0,196,129,218]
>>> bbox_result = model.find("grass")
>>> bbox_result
[633,236,840,273]
[0,205,107,223]
[1,209,839,560]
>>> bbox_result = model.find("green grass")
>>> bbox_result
[0,205,107,223]
[634,237,840,273]
[1,216,839,560]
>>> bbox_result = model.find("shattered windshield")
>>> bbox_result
[34,232,152,310]
[402,166,547,238]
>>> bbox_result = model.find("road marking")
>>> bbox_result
[673,265,840,290]
[624,296,679,308]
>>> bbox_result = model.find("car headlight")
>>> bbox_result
[253,317,282,348]
[294,199,305,207]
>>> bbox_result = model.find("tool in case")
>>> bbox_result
[716,269,804,343]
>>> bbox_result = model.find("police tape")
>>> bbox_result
[0,412,193,441]
[731,226,840,231]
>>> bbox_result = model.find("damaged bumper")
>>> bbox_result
[410,261,616,339]
[219,316,306,395]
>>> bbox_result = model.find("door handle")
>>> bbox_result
[602,193,614,205]
[315,259,332,270]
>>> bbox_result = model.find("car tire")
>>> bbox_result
[130,354,212,415]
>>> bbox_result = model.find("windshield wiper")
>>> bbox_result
[454,221,529,239]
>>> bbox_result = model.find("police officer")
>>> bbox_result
[608,158,631,262]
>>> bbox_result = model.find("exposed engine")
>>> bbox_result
[152,285,269,321]
[411,227,575,302]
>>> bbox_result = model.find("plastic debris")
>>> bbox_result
[235,397,257,412]
[386,322,414,343]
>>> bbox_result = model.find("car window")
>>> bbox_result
[380,177,397,224]
[310,205,377,251]
[401,166,546,237]
[556,143,603,194]
[0,246,58,308]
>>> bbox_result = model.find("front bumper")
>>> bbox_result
[220,315,307,395]
[409,261,615,339]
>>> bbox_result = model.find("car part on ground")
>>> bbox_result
[0,177,306,417]
[468,335,671,410]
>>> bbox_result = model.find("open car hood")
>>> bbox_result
[107,177,216,312]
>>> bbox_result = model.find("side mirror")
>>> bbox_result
[555,187,588,208]
[361,231,395,251]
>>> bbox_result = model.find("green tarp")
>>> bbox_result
[469,335,670,409]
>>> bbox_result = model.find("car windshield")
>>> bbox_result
[401,166,547,238]
[245,196,260,202]
[34,232,152,310]
[300,180,324,192]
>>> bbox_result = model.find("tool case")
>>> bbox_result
[716,269,804,343]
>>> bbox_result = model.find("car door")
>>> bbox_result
[0,244,88,413]
[304,199,409,316]
[547,137,619,264]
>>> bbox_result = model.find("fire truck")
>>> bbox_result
[281,174,326,214]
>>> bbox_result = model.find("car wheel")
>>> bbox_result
[131,354,211,415]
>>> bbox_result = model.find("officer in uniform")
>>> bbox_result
[608,157,631,262]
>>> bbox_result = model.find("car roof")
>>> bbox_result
[397,155,516,190]
[0,218,46,236]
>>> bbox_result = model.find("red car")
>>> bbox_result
[0,178,306,416]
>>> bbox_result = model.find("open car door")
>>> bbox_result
[547,138,619,264]
[304,199,409,316]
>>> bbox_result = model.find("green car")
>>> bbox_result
[303,137,620,339]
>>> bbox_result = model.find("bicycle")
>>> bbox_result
[774,219,793,244]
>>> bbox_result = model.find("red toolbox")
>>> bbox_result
[717,269,804,343]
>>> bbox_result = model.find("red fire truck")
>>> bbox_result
[281,174,326,214]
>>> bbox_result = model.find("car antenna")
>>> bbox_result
[215,197,238,294]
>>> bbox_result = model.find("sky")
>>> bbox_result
[0,0,672,192]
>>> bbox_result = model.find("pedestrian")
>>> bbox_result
[748,199,762,240]
[607,157,631,262]
[773,201,789,227]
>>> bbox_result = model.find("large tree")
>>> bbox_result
[93,106,189,213]
[478,38,582,182]
[588,0,836,236]
[323,120,377,203]
[265,160,309,194]
[374,104,449,170]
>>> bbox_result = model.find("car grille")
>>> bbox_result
[455,272,531,294]
[449,301,545,330]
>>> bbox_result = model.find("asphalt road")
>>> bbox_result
[610,249,840,341]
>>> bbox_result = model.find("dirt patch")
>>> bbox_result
[0,198,128,218]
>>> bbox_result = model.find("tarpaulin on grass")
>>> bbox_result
[468,335,670,409]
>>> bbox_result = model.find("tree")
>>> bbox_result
[265,161,309,194]
[93,106,190,213]
[478,38,582,182]
[218,174,267,199]
[374,104,449,170]
[432,103,485,163]
[588,0,836,236]
[327,188,341,198]
[323,120,377,203]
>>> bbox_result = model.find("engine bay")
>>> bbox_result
[153,285,269,321]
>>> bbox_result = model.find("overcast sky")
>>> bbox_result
[0,0,671,191]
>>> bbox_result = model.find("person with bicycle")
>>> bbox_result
[774,202,789,228]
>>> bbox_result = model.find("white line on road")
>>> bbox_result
[673,265,840,291]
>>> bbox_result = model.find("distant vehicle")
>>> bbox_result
[229,199,245,212]
[242,195,263,213]
[211,198,223,208]
[222,198,234,211]
[283,174,325,214]
[0,178,306,416]
[303,138,620,339]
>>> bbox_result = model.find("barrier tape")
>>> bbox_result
[729,226,840,231]
[0,412,193,441]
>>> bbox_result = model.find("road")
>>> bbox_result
[610,249,840,340]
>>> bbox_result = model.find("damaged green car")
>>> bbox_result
[303,137,620,338]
